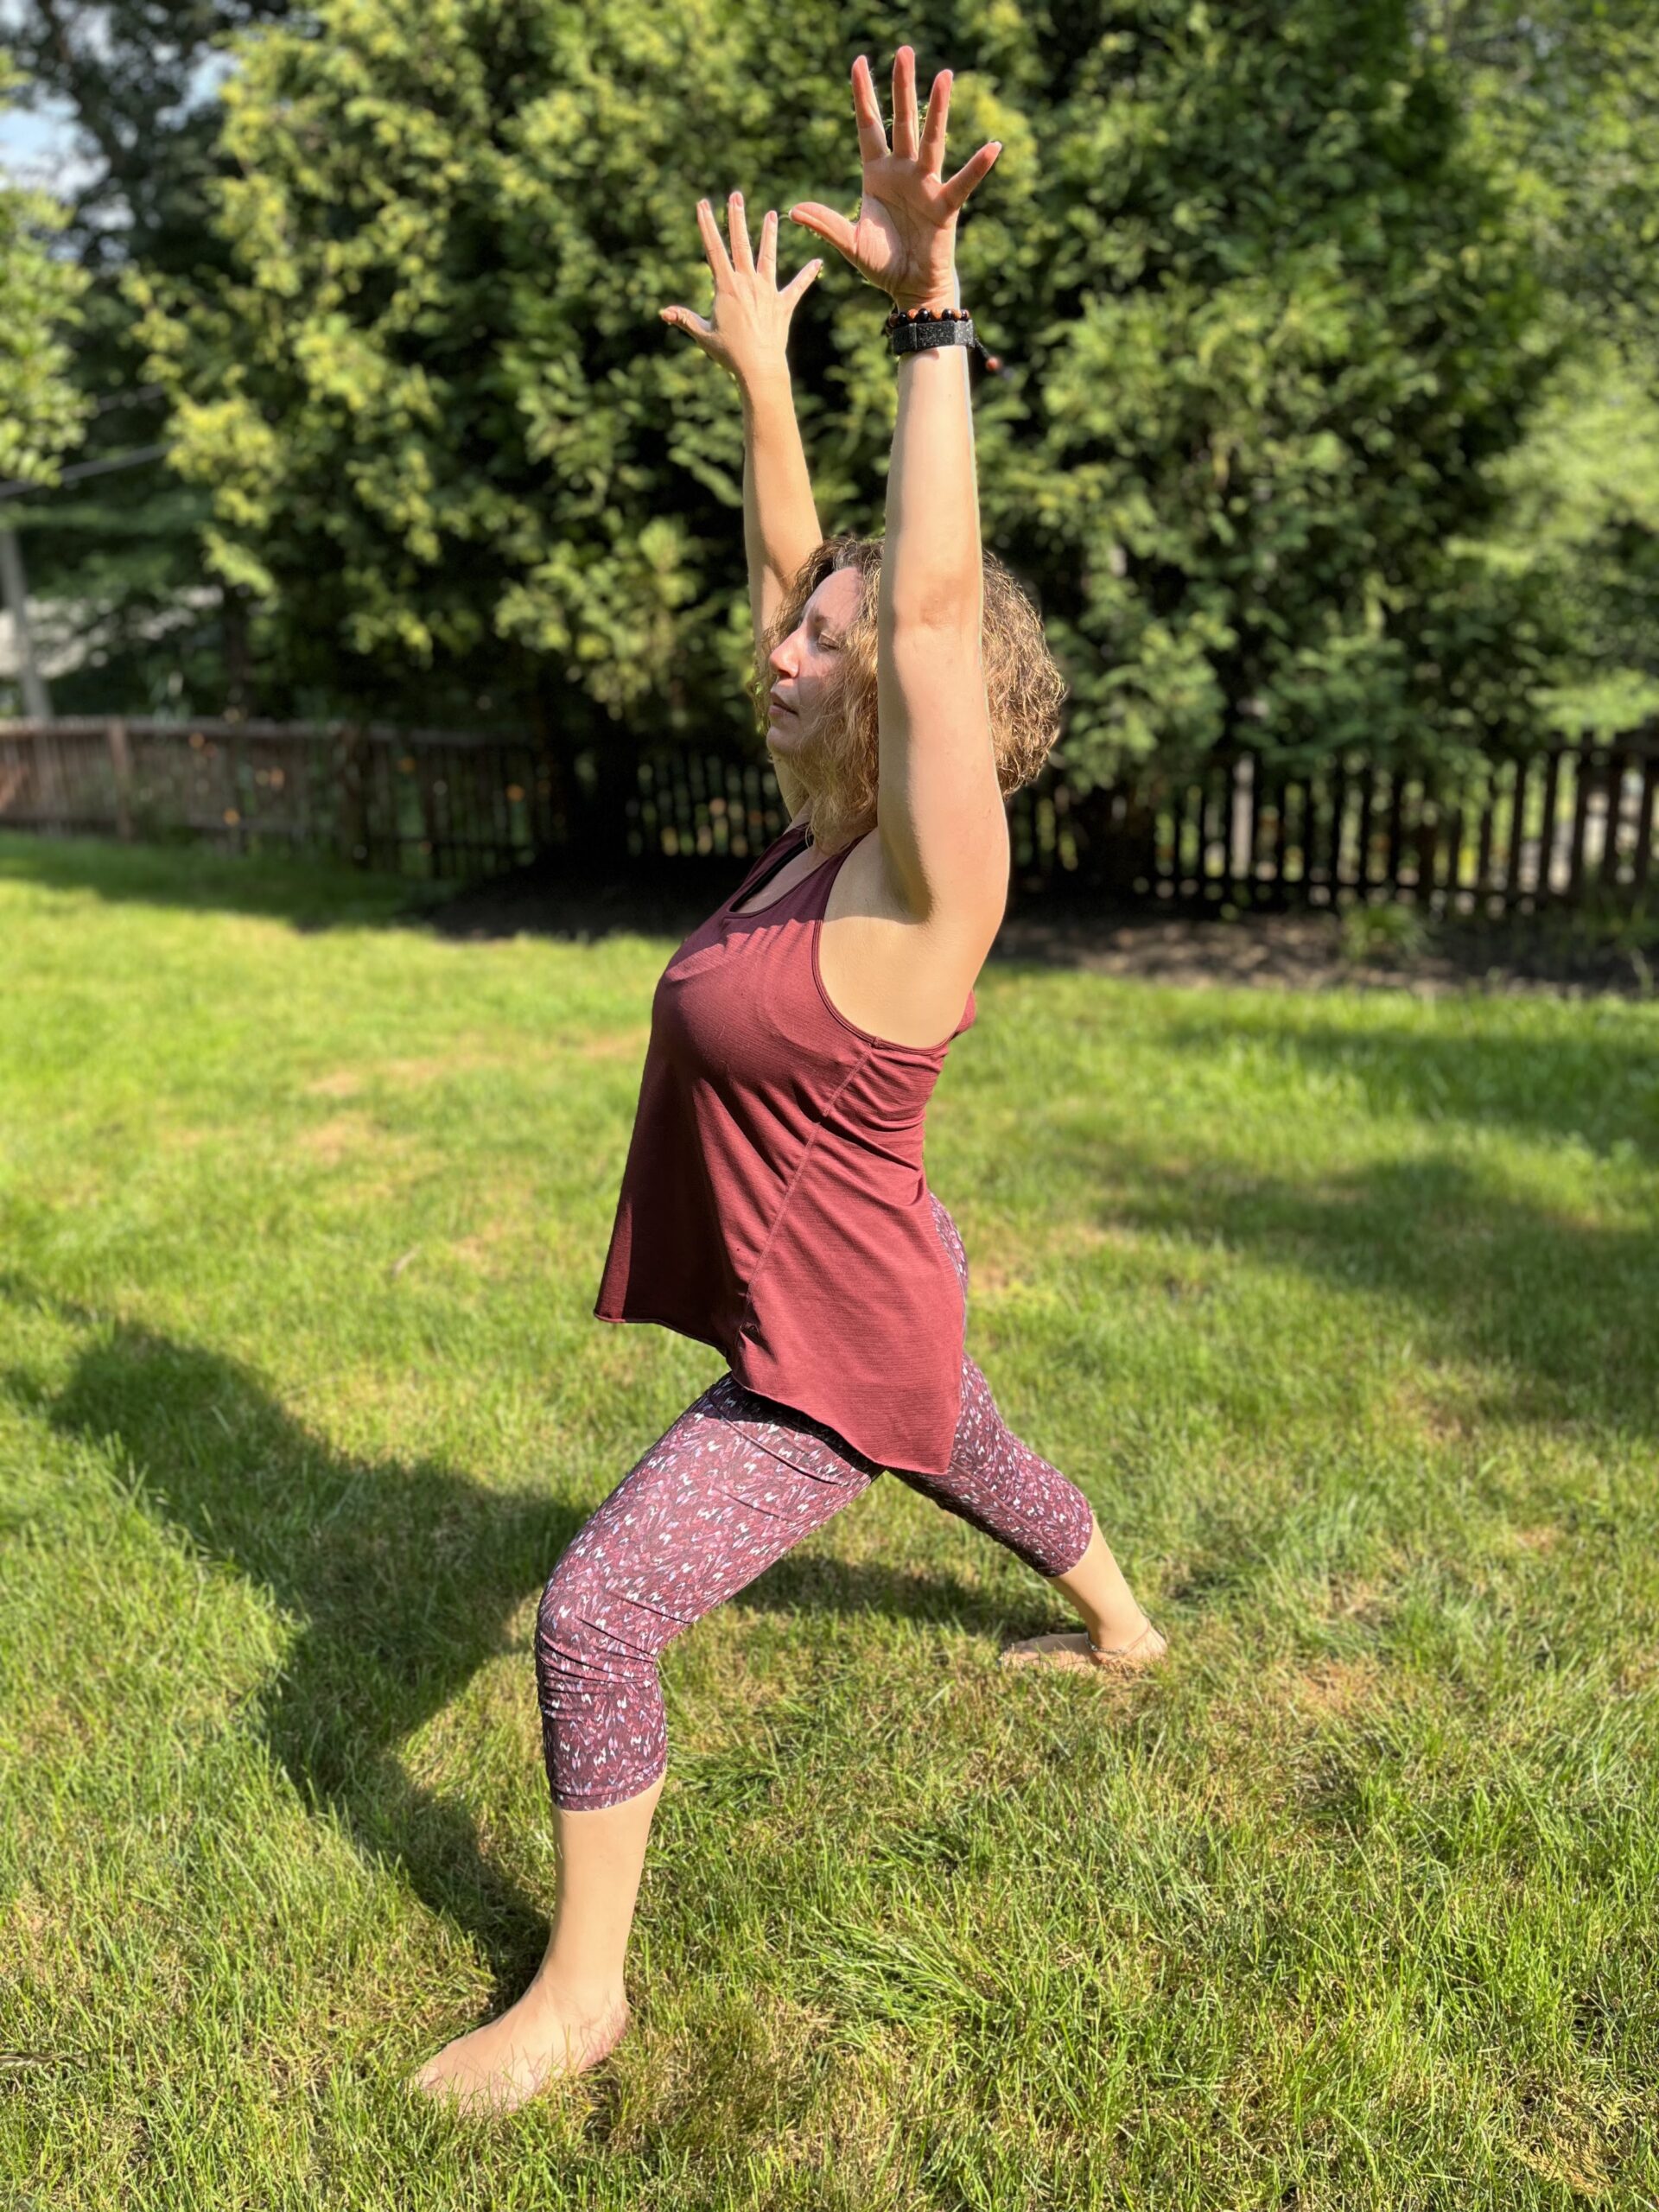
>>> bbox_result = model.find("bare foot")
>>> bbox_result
[410,1986,631,2116]
[1000,1618,1168,1674]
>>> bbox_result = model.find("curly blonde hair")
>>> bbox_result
[750,533,1066,856]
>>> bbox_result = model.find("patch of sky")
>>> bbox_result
[0,36,237,192]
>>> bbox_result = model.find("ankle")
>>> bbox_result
[1086,1607,1154,1653]
[521,1968,628,2024]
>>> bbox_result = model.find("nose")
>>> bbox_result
[770,627,801,681]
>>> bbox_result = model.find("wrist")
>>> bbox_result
[890,275,961,315]
[738,360,794,410]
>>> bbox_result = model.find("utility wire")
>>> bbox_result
[0,442,172,503]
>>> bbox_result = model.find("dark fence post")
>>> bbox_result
[1503,756,1528,906]
[1635,752,1657,898]
[106,718,133,841]
[338,721,370,868]
[1567,740,1594,901]
[1537,748,1563,901]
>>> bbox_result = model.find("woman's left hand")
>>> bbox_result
[790,48,1001,313]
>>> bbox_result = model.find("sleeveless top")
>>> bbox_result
[593,817,977,1475]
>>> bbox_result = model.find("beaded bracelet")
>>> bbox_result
[881,302,1004,373]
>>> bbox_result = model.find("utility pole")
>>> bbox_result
[0,526,51,719]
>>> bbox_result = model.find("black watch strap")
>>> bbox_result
[887,310,976,356]
[881,303,1003,372]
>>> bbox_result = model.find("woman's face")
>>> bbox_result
[766,565,862,762]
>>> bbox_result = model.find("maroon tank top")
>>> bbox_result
[593,817,977,1475]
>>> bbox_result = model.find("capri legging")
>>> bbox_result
[536,1195,1096,1809]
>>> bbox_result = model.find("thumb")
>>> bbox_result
[789,201,857,262]
[659,305,714,338]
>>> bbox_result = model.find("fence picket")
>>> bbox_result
[1503,757,1527,903]
[1574,743,1601,898]
[1535,750,1562,900]
[1383,766,1405,893]
[1325,760,1347,897]
[1473,766,1497,904]
[1635,756,1658,895]
[1605,750,1637,890]
[1443,785,1465,911]
[1355,764,1375,896]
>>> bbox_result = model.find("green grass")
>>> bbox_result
[3,830,1656,2210]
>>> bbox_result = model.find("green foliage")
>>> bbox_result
[991,0,1556,783]
[130,0,1556,772]
[1430,0,1659,359]
[0,52,92,487]
[1433,1,1659,736]
[1472,346,1659,735]
[0,3,294,714]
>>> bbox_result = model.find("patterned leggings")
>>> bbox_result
[537,1196,1096,1809]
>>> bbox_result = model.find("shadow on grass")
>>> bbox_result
[3,1287,1042,1990]
[1155,1007,1659,1162]
[0,829,731,942]
[0,830,456,933]
[3,1298,578,1988]
[1054,1137,1658,1443]
[11,827,1659,1005]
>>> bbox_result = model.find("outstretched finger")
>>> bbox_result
[728,189,754,276]
[779,256,824,310]
[939,138,1002,216]
[891,44,919,162]
[789,200,858,263]
[851,54,888,163]
[695,196,734,286]
[918,68,952,178]
[758,207,779,283]
[659,304,715,340]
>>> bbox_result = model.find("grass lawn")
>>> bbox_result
[2,830,1656,2209]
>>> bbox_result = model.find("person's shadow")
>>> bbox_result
[4,1282,585,1993]
[8,1280,1043,2001]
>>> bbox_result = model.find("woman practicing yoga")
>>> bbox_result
[414,45,1166,2114]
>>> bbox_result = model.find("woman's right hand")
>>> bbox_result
[659,192,823,385]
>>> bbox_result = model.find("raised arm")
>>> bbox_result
[660,194,825,694]
[791,49,1006,923]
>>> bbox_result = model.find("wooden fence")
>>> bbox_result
[3,714,1657,912]
[0,716,561,880]
[584,728,1659,912]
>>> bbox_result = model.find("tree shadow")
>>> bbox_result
[11,830,1655,1000]
[1155,1006,1659,1162]
[3,1284,1039,1990]
[1046,1135,1659,1443]
[0,828,737,943]
[0,830,450,933]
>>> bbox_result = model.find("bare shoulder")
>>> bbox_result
[817,821,1007,1051]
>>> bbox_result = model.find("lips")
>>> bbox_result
[769,693,797,716]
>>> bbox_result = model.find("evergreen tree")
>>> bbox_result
[0,50,89,487]
[0,1,291,714]
[1428,0,1659,732]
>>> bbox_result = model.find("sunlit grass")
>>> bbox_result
[3,830,1656,2209]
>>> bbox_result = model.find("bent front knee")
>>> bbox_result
[533,1551,658,1701]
